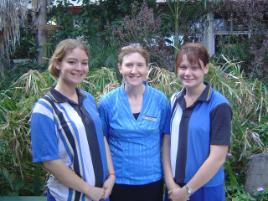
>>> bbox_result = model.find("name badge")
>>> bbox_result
[144,115,157,121]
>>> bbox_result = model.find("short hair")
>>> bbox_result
[48,39,89,78]
[118,43,149,66]
[176,42,209,71]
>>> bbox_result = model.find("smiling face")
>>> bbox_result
[119,52,148,87]
[176,43,210,90]
[177,54,208,90]
[57,47,88,88]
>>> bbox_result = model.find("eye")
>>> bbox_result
[68,60,76,65]
[137,63,145,68]
[179,65,187,70]
[125,63,133,68]
[191,66,200,71]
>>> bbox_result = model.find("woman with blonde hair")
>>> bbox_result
[30,39,115,201]
[99,43,171,201]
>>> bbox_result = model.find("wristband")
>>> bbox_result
[185,185,193,200]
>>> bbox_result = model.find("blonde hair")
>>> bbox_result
[48,39,89,78]
[118,43,149,66]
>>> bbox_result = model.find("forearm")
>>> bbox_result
[43,159,91,197]
[186,145,228,193]
[104,137,115,176]
[103,137,115,199]
[162,135,178,189]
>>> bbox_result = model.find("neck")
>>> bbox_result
[124,84,145,98]
[185,83,206,98]
[55,80,77,101]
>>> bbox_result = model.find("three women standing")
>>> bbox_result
[31,39,231,201]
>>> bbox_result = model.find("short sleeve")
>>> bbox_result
[98,97,110,137]
[210,103,232,145]
[160,95,171,136]
[30,100,59,163]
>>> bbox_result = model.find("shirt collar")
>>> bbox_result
[177,82,212,106]
[198,82,212,102]
[48,87,85,105]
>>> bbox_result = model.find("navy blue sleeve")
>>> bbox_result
[210,103,232,145]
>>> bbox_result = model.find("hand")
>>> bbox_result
[102,175,115,199]
[168,186,188,201]
[87,186,105,201]
[166,180,180,192]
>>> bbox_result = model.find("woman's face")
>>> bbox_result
[119,52,148,87]
[177,54,208,89]
[57,47,88,87]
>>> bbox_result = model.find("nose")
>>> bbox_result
[77,62,86,70]
[184,68,191,75]
[130,65,138,73]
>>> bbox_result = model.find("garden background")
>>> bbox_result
[0,0,267,200]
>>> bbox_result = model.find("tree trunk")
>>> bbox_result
[34,0,47,65]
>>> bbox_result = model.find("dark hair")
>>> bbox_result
[48,39,89,78]
[118,43,149,66]
[176,42,209,71]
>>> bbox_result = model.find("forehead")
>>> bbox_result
[181,54,199,65]
[64,48,88,58]
[122,52,145,62]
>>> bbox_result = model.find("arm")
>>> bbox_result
[102,137,115,199]
[163,135,187,201]
[162,135,179,190]
[169,145,228,201]
[184,145,228,193]
[43,160,105,201]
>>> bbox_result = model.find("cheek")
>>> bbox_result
[177,70,183,77]
[143,69,149,76]
[83,66,89,73]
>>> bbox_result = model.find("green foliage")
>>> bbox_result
[1,59,268,197]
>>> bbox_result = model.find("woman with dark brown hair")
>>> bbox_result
[163,42,232,201]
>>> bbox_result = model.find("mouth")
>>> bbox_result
[183,78,193,82]
[71,72,84,77]
[128,75,141,79]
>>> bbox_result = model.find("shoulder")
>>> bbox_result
[31,95,56,122]
[99,87,121,103]
[79,89,95,101]
[32,94,54,113]
[170,90,183,106]
[210,88,230,106]
[147,85,168,100]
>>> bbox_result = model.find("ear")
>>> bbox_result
[55,62,61,70]
[199,59,209,74]
[118,63,122,74]
[203,64,209,74]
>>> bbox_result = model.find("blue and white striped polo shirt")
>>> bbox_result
[30,88,109,201]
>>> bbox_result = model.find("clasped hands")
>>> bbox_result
[88,174,115,201]
[168,183,189,201]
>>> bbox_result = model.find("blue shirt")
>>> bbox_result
[99,83,170,185]
[170,84,232,187]
[31,88,109,201]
